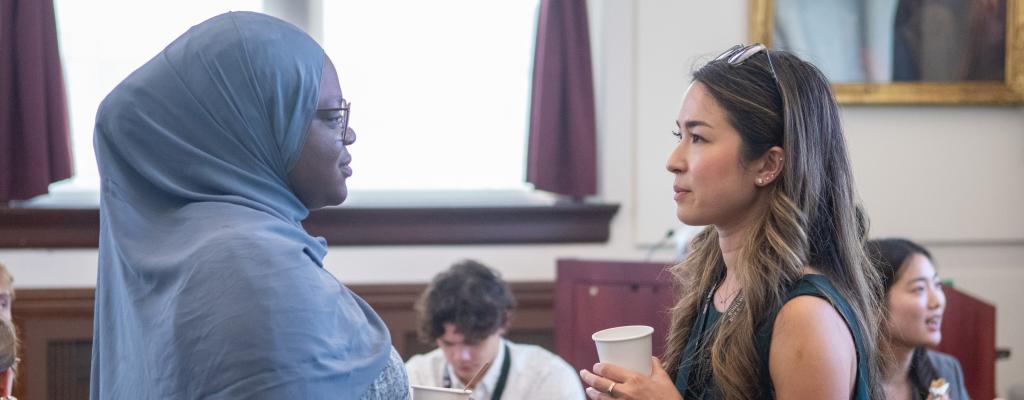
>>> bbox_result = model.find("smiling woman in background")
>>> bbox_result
[866,238,969,400]
[90,12,407,399]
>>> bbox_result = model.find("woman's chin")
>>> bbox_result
[676,210,705,226]
[330,187,348,206]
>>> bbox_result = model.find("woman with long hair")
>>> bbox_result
[866,238,968,400]
[580,44,882,399]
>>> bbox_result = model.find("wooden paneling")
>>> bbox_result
[11,288,93,400]
[342,282,555,359]
[10,282,554,399]
[933,285,997,400]
[554,259,678,373]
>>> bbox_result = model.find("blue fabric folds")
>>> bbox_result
[90,12,393,399]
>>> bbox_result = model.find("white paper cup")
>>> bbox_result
[411,385,472,400]
[592,325,654,376]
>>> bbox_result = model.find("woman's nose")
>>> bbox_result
[666,144,687,174]
[343,127,357,146]
[928,285,946,309]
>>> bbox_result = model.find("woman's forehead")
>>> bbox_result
[318,56,343,108]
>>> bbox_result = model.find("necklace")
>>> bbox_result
[715,280,742,308]
[702,278,746,324]
[685,275,746,395]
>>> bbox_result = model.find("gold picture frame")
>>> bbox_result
[749,0,1024,105]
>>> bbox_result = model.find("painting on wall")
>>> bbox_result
[749,0,1024,104]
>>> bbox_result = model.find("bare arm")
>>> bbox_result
[769,296,857,400]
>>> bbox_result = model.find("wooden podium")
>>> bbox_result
[554,259,677,373]
[933,285,997,400]
[554,259,996,400]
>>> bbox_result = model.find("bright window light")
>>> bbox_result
[49,1,537,199]
[50,0,263,195]
[321,1,538,191]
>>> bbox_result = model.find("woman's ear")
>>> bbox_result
[754,146,785,186]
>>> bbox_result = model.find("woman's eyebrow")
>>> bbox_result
[680,119,713,129]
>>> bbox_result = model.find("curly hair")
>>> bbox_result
[416,260,516,344]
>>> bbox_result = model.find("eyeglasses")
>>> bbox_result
[317,99,353,143]
[714,43,779,85]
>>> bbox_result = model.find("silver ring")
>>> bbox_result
[607,381,617,394]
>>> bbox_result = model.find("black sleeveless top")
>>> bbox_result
[674,274,870,400]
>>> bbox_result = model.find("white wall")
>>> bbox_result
[2,0,1021,395]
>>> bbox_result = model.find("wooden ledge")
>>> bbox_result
[0,203,619,248]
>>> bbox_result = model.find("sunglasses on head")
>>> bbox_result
[713,43,779,85]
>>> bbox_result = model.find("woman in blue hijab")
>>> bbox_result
[90,12,408,399]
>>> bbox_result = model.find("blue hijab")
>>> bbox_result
[91,12,393,399]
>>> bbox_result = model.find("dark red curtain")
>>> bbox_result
[527,0,596,198]
[0,0,73,203]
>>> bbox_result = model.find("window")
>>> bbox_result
[51,0,262,197]
[7,1,616,247]
[320,1,538,192]
[50,0,539,199]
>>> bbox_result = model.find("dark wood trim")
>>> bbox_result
[0,209,99,248]
[0,203,619,248]
[9,288,95,318]
[10,283,554,314]
[303,203,620,245]
[346,281,553,310]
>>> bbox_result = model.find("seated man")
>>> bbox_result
[406,260,584,399]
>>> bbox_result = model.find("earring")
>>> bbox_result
[756,178,764,185]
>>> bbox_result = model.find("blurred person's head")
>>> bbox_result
[866,238,945,394]
[866,238,945,349]
[0,263,13,321]
[416,260,516,384]
[0,317,17,397]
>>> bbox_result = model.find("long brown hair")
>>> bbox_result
[660,48,883,400]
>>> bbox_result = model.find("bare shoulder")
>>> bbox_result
[769,296,856,400]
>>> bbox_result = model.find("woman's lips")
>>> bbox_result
[674,187,691,201]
